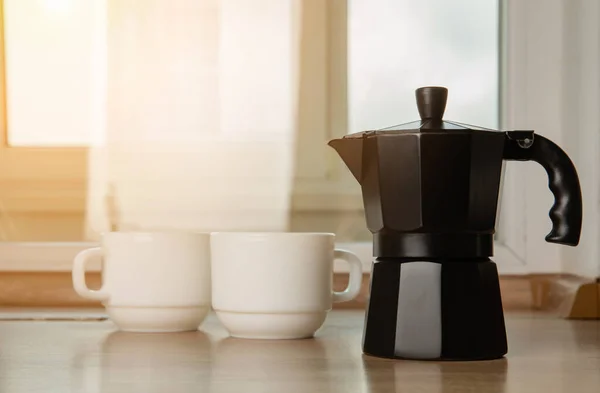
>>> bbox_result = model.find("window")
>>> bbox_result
[3,0,104,147]
[347,0,499,133]
[0,0,96,243]
[0,0,511,270]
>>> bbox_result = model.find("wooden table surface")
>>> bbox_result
[0,309,598,393]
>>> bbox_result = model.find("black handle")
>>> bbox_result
[503,131,582,246]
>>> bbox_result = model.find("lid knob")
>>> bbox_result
[416,86,448,120]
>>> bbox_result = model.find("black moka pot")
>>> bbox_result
[328,86,583,361]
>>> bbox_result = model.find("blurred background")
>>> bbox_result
[0,0,597,280]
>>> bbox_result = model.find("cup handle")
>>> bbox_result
[72,247,110,302]
[332,249,363,303]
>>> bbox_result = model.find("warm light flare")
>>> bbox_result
[41,0,71,14]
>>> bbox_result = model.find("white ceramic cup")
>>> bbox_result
[210,232,363,339]
[72,232,211,332]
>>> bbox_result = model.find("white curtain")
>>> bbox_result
[85,0,302,239]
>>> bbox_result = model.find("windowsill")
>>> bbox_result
[0,242,100,271]
[0,241,529,275]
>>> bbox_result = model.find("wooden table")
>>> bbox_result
[0,309,598,392]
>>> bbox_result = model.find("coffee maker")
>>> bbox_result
[328,86,583,361]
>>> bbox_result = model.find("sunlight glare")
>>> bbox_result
[42,0,71,14]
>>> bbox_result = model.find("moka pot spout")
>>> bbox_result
[327,137,364,183]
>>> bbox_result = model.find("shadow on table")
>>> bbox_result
[362,355,508,393]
